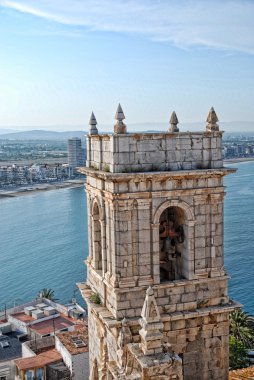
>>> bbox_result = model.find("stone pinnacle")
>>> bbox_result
[169,111,179,133]
[89,111,98,135]
[114,103,127,134]
[115,103,125,122]
[206,107,219,132]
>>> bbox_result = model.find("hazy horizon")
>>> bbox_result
[0,120,254,135]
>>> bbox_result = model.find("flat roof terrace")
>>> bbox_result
[29,316,75,336]
[10,311,34,323]
[56,326,88,355]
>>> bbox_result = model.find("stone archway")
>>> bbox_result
[159,206,186,282]
[152,200,195,283]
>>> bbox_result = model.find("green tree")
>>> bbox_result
[230,309,254,348]
[229,336,248,369]
[37,288,58,301]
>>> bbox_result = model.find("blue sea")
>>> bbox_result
[0,186,88,309]
[0,161,254,313]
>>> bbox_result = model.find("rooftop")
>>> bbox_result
[0,334,22,362]
[10,311,34,323]
[15,349,62,370]
[56,326,88,355]
[229,365,254,379]
[29,316,75,336]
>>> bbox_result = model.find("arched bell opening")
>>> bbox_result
[159,206,186,282]
[92,202,102,271]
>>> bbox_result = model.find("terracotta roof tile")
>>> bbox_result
[15,349,61,370]
[229,365,254,379]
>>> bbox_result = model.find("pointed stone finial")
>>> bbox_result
[139,287,164,355]
[117,318,132,349]
[169,111,179,133]
[114,103,127,134]
[89,112,98,135]
[206,107,219,132]
[141,286,161,323]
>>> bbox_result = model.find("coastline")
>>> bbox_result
[223,157,254,164]
[0,157,253,198]
[0,180,85,198]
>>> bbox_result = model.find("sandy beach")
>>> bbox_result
[0,180,85,198]
[224,157,254,164]
[0,157,252,198]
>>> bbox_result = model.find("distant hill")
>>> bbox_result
[130,121,254,133]
[0,121,253,140]
[0,130,86,140]
[0,129,19,135]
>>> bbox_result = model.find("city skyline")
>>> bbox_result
[0,0,254,131]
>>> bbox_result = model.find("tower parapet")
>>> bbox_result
[86,107,222,173]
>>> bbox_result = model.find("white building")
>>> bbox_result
[55,327,89,380]
[67,138,85,168]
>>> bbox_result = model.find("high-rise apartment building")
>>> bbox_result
[68,138,85,168]
[79,105,239,380]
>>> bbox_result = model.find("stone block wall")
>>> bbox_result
[83,167,233,319]
[82,287,234,380]
[87,269,228,320]
[86,132,223,173]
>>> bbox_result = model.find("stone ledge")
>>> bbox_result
[78,284,241,330]
[78,167,236,181]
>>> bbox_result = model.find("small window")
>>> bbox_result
[36,368,44,380]
[25,371,33,380]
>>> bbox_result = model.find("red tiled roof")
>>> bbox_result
[14,349,61,370]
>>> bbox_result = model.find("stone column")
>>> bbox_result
[151,223,160,284]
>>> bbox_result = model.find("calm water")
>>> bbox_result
[0,186,88,308]
[0,162,254,312]
[224,161,254,312]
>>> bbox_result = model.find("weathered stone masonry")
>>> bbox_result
[78,106,239,380]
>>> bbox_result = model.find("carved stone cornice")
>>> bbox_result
[79,167,236,183]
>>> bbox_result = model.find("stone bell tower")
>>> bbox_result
[78,105,239,380]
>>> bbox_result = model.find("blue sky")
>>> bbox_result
[0,0,253,131]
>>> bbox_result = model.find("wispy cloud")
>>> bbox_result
[0,0,254,53]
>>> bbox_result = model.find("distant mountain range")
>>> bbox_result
[0,121,253,140]
[0,130,86,140]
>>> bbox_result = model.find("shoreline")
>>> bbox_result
[224,157,254,164]
[0,180,85,198]
[0,157,253,198]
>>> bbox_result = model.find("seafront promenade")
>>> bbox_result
[0,157,253,198]
[0,179,85,198]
